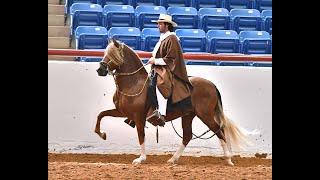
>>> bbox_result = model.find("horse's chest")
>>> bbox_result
[114,96,137,114]
[114,95,142,114]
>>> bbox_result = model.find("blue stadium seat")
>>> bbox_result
[132,0,160,7]
[78,49,105,62]
[75,26,108,49]
[251,62,272,67]
[256,0,272,11]
[230,8,262,33]
[96,0,129,7]
[191,0,223,10]
[160,0,191,8]
[108,27,141,50]
[270,34,272,54]
[239,30,271,54]
[135,5,167,30]
[261,10,272,34]
[175,29,206,52]
[198,8,230,32]
[167,7,198,29]
[225,0,254,10]
[65,0,94,15]
[70,3,103,36]
[141,28,160,51]
[219,61,251,66]
[103,5,135,30]
[206,30,240,53]
[186,61,219,66]
[80,57,103,62]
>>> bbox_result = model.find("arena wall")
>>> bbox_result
[48,61,271,156]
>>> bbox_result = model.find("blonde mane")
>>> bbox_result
[104,41,124,67]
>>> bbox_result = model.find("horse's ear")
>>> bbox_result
[112,38,120,48]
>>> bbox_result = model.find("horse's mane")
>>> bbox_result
[105,41,124,66]
[123,44,144,67]
[106,40,146,74]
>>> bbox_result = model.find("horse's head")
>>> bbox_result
[96,38,124,76]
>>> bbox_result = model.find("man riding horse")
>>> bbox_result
[146,14,193,124]
[95,14,249,166]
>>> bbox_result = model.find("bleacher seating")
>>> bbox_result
[219,61,251,66]
[65,0,94,15]
[133,0,160,7]
[103,5,135,30]
[79,48,104,62]
[64,0,272,58]
[198,8,230,32]
[160,0,191,8]
[206,30,239,53]
[75,26,108,49]
[239,30,271,54]
[141,28,160,51]
[225,0,254,10]
[135,5,167,30]
[256,0,272,11]
[108,27,141,50]
[270,34,272,54]
[80,57,103,62]
[167,7,198,29]
[69,3,103,36]
[261,10,272,34]
[175,29,206,52]
[230,8,261,33]
[97,0,129,7]
[191,0,223,10]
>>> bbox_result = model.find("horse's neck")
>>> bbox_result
[117,47,147,76]
[115,47,147,90]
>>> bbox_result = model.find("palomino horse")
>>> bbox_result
[95,39,248,166]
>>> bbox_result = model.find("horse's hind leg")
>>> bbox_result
[218,136,234,166]
[95,109,125,140]
[167,113,195,164]
[196,112,234,166]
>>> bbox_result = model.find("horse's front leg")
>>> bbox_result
[168,113,195,164]
[95,109,125,140]
[132,117,147,165]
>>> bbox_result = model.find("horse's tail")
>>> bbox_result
[214,88,250,151]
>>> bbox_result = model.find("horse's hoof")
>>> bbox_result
[226,159,234,166]
[132,159,141,165]
[132,156,146,165]
[101,132,107,140]
[167,158,177,164]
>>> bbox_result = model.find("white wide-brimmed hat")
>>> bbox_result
[151,14,178,27]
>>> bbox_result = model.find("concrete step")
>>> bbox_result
[48,37,70,49]
[48,26,70,37]
[48,55,76,61]
[48,15,65,26]
[48,4,64,15]
[48,0,61,5]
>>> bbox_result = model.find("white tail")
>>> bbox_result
[215,99,252,152]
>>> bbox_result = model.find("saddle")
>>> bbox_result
[124,72,192,128]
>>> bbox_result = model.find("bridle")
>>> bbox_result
[101,43,149,97]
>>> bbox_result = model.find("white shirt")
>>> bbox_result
[152,31,178,65]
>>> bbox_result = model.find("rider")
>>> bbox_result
[146,14,193,123]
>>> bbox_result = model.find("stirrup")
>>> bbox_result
[124,119,135,128]
[146,110,165,127]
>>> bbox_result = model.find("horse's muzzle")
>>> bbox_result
[96,62,108,76]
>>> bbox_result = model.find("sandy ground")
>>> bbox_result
[48,153,271,179]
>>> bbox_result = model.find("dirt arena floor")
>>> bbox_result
[48,153,272,179]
